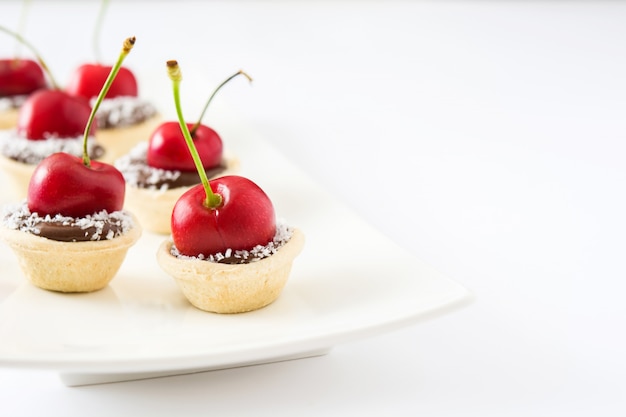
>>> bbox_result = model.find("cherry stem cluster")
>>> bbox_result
[0,24,59,89]
[190,69,253,136]
[82,36,135,167]
[167,60,222,209]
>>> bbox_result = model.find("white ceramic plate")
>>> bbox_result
[0,126,471,386]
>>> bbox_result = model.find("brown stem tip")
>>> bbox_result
[122,36,136,54]
[167,60,182,82]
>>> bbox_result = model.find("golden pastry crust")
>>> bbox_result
[0,153,36,200]
[0,215,141,293]
[0,108,19,130]
[97,113,162,163]
[157,228,304,314]
[123,154,240,235]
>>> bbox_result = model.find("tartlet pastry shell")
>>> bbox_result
[0,216,142,293]
[97,114,162,163]
[0,108,19,130]
[124,154,240,235]
[0,153,36,200]
[156,228,305,314]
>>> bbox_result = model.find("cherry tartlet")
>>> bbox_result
[155,61,304,313]
[157,217,304,313]
[0,37,142,293]
[0,202,140,292]
[114,70,250,234]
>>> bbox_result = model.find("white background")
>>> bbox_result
[1,0,626,415]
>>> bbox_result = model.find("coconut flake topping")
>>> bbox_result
[94,96,157,129]
[0,95,28,111]
[0,130,101,164]
[114,141,181,191]
[1,201,135,241]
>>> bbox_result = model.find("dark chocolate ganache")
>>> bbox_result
[1,203,134,242]
[169,222,294,265]
[115,141,227,190]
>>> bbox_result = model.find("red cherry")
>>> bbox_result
[27,152,125,218]
[66,63,138,100]
[0,58,47,97]
[171,175,276,257]
[16,89,95,140]
[146,121,222,171]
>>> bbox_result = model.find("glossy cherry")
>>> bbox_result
[27,37,136,218]
[66,63,137,100]
[17,89,94,140]
[147,122,222,171]
[0,58,46,97]
[28,152,125,217]
[165,60,276,256]
[0,23,49,98]
[172,175,276,256]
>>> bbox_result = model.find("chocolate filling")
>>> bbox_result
[207,252,267,265]
[1,203,134,243]
[34,221,123,242]
[140,164,228,189]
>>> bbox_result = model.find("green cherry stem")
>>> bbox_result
[14,0,32,58]
[93,0,110,63]
[167,60,222,209]
[0,24,59,89]
[82,36,135,167]
[190,69,253,136]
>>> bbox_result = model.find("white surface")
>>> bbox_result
[0,124,470,385]
[1,0,625,415]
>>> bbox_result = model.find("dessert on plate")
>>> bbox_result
[114,70,250,234]
[0,37,142,293]
[156,61,304,313]
[0,202,141,293]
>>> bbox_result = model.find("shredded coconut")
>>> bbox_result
[93,96,157,129]
[1,201,135,241]
[170,221,294,264]
[0,95,28,111]
[0,130,100,164]
[114,141,181,190]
